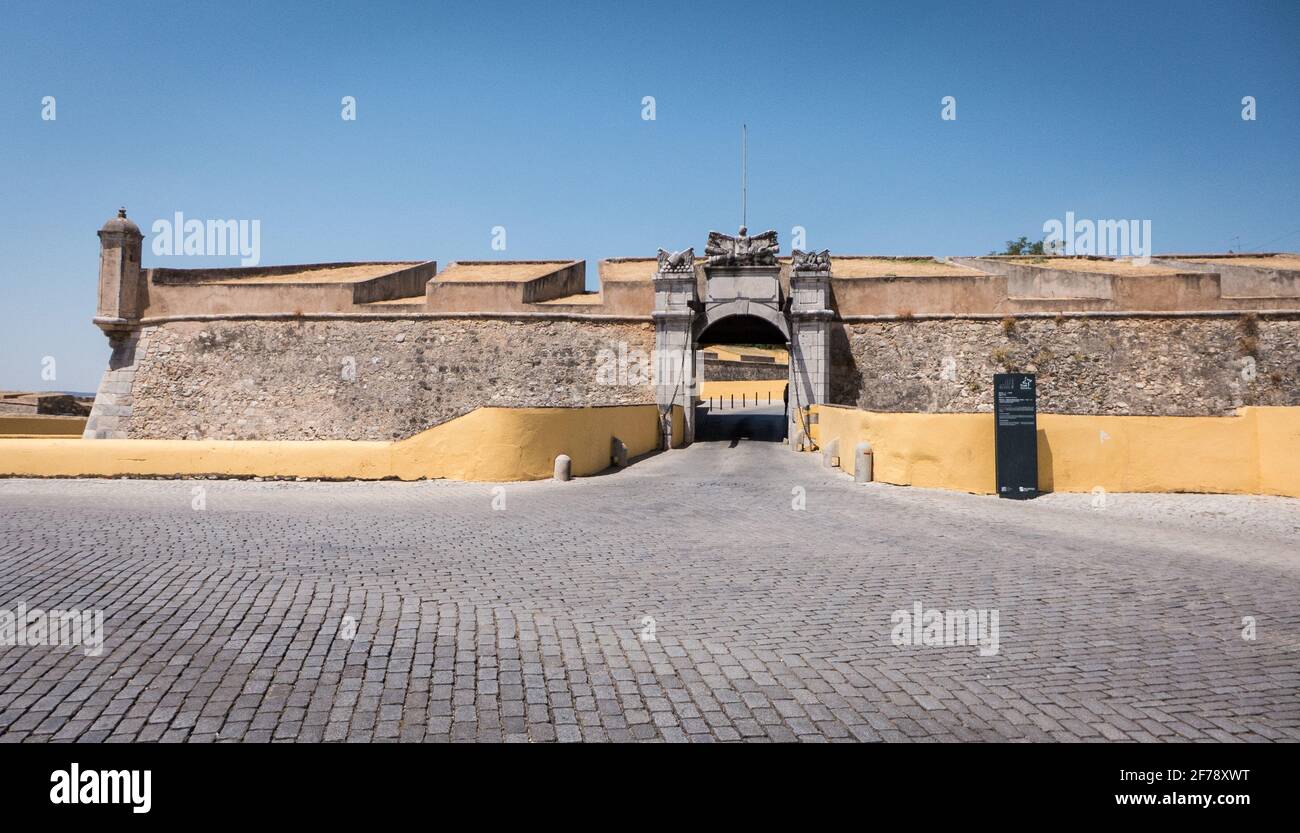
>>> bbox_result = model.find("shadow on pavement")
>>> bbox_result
[696,405,787,445]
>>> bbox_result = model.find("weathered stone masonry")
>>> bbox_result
[126,318,654,440]
[831,315,1300,416]
[85,208,1300,442]
[82,330,151,438]
[701,357,788,382]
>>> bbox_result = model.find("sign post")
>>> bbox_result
[994,373,1038,499]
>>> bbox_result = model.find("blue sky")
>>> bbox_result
[2,0,1298,391]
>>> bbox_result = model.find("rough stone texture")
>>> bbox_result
[1,440,1297,743]
[83,330,151,439]
[0,393,91,416]
[99,312,1300,440]
[832,315,1300,416]
[127,319,655,440]
[700,358,787,382]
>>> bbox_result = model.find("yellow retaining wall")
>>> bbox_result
[1256,407,1300,498]
[811,405,1300,498]
[699,379,788,402]
[0,405,683,482]
[0,415,87,438]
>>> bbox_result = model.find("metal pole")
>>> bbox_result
[742,124,747,229]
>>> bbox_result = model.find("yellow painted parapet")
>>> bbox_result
[0,405,682,482]
[1255,407,1300,498]
[811,404,1300,498]
[0,415,87,438]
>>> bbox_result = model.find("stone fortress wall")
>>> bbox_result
[701,358,789,382]
[831,315,1299,416]
[127,318,654,441]
[86,209,1300,440]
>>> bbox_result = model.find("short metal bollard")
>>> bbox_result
[554,454,572,482]
[854,441,873,483]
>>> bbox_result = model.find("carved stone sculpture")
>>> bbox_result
[705,226,779,267]
[791,248,831,271]
[656,247,695,273]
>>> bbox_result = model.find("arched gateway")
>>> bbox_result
[653,228,832,446]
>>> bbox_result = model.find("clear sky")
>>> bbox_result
[2,0,1297,392]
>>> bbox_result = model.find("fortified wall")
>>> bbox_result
[824,255,1300,416]
[128,319,655,441]
[86,209,1300,444]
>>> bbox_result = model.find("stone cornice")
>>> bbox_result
[133,311,655,327]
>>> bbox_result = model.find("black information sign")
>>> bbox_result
[994,373,1038,499]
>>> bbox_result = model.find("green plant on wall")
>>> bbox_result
[989,236,1047,256]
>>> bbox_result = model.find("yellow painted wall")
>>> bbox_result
[0,405,683,482]
[699,379,789,402]
[0,415,86,438]
[812,405,1300,498]
[1255,407,1300,498]
[812,408,995,493]
[702,345,789,363]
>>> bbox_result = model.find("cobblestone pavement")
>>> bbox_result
[2,436,1299,743]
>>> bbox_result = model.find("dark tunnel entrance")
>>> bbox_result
[695,314,789,444]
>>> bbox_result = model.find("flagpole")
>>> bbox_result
[741,124,747,228]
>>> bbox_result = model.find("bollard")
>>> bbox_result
[822,438,840,469]
[610,436,629,468]
[854,441,873,483]
[554,454,571,482]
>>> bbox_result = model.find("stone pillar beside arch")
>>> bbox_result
[788,258,833,447]
[652,258,699,447]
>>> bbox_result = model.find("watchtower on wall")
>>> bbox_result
[94,208,145,344]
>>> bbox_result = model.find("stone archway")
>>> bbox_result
[692,300,790,344]
[694,311,790,443]
[652,230,832,447]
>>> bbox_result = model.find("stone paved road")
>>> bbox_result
[1,436,1299,743]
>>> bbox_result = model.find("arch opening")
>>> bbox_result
[695,313,790,444]
[696,313,787,346]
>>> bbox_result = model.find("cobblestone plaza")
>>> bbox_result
[2,433,1297,743]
